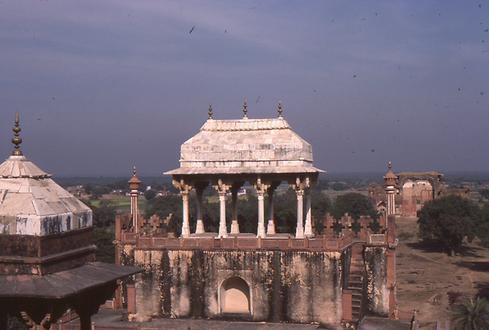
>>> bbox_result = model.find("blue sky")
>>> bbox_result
[0,0,488,176]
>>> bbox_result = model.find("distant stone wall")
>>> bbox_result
[122,247,345,327]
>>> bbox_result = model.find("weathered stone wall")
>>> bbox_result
[364,246,389,316]
[124,248,344,327]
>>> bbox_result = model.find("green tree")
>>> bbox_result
[312,191,331,234]
[144,189,157,201]
[331,182,347,191]
[418,195,480,256]
[451,297,489,330]
[332,192,377,220]
[145,195,182,235]
[480,189,489,200]
[91,200,116,227]
[478,202,489,247]
[93,228,115,263]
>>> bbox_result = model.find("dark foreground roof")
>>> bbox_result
[358,317,411,330]
[0,262,140,299]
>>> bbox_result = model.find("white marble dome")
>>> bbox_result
[0,155,92,236]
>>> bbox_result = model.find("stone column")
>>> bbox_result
[195,184,206,234]
[384,161,398,223]
[304,188,313,237]
[386,188,396,217]
[292,177,310,238]
[257,190,266,238]
[215,180,229,238]
[130,190,139,232]
[267,184,278,235]
[173,180,192,238]
[254,178,269,238]
[230,187,240,234]
[181,190,190,237]
[295,189,304,238]
[128,166,141,233]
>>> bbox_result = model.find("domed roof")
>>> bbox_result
[0,115,92,236]
[166,107,323,176]
[383,161,398,186]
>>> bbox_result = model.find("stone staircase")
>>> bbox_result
[347,244,366,322]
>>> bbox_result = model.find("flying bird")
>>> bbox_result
[189,26,195,34]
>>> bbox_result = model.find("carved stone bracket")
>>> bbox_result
[173,179,193,194]
[213,179,230,195]
[254,177,270,195]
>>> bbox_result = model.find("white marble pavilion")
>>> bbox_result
[165,102,324,239]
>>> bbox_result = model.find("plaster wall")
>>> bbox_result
[127,249,344,327]
[364,247,389,316]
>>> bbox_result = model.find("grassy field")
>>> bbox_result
[91,194,148,213]
[395,217,489,327]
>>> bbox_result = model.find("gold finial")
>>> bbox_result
[242,98,248,119]
[12,112,23,156]
[277,101,283,118]
[132,165,137,176]
[388,161,392,170]
[208,104,213,119]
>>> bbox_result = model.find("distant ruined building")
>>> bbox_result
[115,102,401,329]
[370,170,470,218]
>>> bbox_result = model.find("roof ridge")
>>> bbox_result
[201,117,290,132]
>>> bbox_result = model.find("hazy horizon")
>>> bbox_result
[1,1,488,176]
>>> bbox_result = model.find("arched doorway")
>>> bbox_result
[220,277,251,315]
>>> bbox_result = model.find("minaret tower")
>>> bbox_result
[384,161,398,217]
[128,166,142,233]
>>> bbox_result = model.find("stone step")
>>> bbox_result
[350,271,364,275]
[348,282,363,289]
[349,285,363,291]
[350,261,364,265]
[350,267,364,273]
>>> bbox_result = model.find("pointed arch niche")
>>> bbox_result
[219,276,252,315]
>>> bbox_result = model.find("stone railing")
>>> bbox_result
[116,212,396,252]
[119,232,357,252]
[323,213,390,241]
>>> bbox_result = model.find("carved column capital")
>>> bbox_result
[173,179,193,194]
[213,179,230,195]
[290,176,311,193]
[254,177,270,195]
